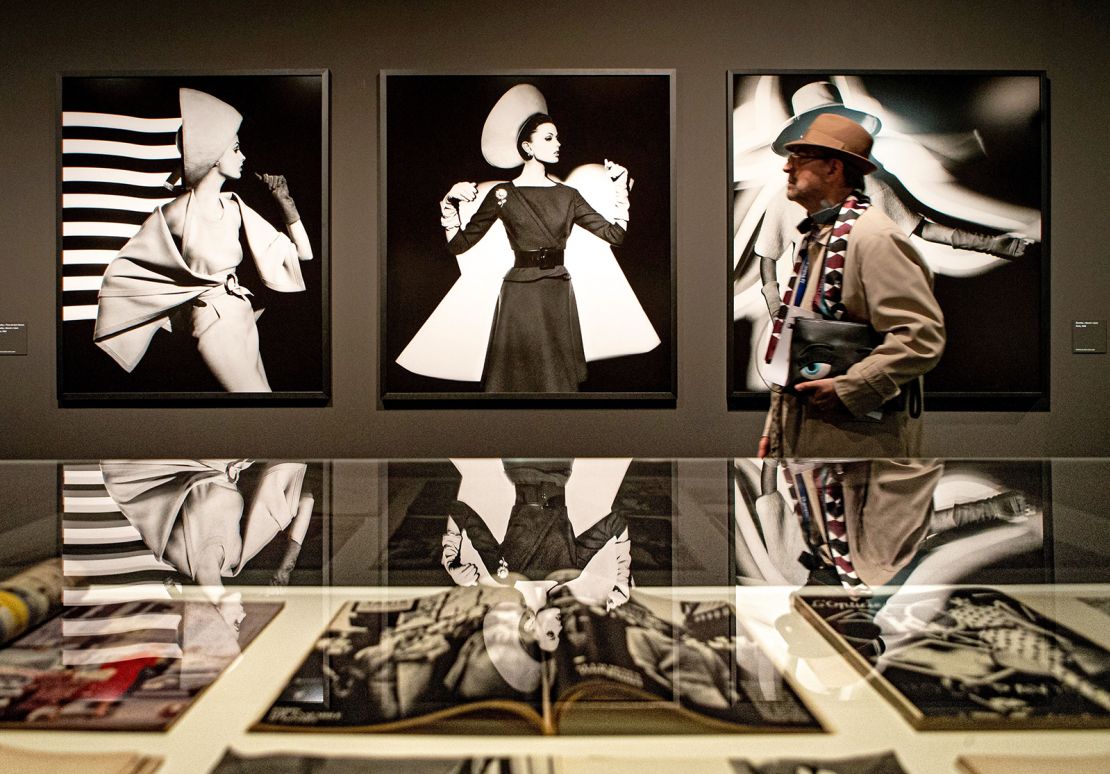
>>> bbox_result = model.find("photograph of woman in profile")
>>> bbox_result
[396,83,660,393]
[92,88,313,392]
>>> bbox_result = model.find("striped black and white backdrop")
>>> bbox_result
[61,112,180,322]
[58,74,327,397]
[60,462,327,595]
[60,464,183,665]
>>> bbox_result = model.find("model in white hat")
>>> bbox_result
[94,88,314,392]
[396,83,660,392]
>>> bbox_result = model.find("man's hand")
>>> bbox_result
[793,377,843,413]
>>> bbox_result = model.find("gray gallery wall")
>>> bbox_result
[1,0,1108,460]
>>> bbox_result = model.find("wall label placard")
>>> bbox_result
[1072,320,1107,354]
[0,322,27,355]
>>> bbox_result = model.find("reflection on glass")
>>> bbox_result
[258,584,819,734]
[63,460,324,595]
[0,460,321,730]
[386,458,679,604]
[0,593,280,730]
[796,587,1110,728]
[733,459,1046,589]
[442,459,631,609]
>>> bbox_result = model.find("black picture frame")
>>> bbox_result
[727,71,1049,411]
[380,71,676,407]
[57,71,330,406]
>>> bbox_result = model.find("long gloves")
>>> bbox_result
[440,181,478,230]
[441,518,479,587]
[605,159,632,224]
[256,173,301,225]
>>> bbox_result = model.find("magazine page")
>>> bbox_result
[210,749,543,773]
[543,751,906,774]
[794,586,1110,730]
[208,750,909,774]
[0,559,63,646]
[0,597,280,731]
[753,751,908,774]
[255,585,553,734]
[549,590,821,733]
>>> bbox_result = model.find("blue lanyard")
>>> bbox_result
[794,231,835,317]
[794,239,813,302]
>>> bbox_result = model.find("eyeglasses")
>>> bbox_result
[786,152,830,166]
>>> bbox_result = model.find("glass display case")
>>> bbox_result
[0,458,1106,773]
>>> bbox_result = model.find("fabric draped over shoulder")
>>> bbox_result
[100,459,309,580]
[100,460,249,579]
[93,192,306,373]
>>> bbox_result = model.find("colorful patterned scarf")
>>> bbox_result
[788,464,868,594]
[764,192,871,362]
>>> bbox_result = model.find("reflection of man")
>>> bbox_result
[781,460,942,591]
[758,114,946,458]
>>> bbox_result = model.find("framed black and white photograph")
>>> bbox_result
[57,72,329,404]
[381,71,675,405]
[728,71,1047,410]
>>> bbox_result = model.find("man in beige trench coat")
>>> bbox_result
[759,114,946,458]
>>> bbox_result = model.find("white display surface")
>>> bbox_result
[3,584,1108,773]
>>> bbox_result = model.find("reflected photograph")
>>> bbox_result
[383,459,676,594]
[732,458,1049,589]
[0,460,332,730]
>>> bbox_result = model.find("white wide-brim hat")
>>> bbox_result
[771,81,880,157]
[180,88,242,188]
[481,84,548,169]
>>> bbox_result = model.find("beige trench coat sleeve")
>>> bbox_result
[833,209,947,418]
[843,459,943,587]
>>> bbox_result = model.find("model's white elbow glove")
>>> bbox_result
[439,198,461,230]
[440,525,478,586]
[440,182,476,230]
[605,159,632,223]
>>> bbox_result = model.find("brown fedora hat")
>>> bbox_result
[783,112,877,174]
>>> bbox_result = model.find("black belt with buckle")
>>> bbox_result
[513,248,564,270]
[514,482,566,507]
